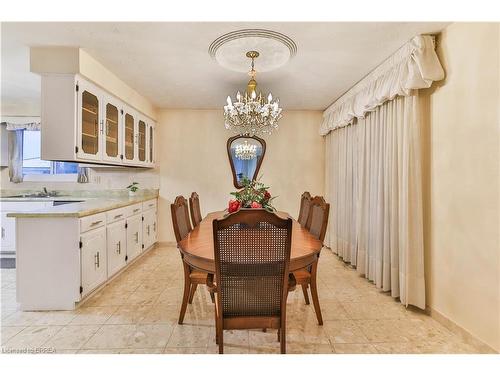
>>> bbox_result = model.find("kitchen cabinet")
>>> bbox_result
[106,219,127,278]
[147,122,155,166]
[142,208,157,251]
[40,74,155,168]
[80,227,107,297]
[126,213,143,261]
[13,197,158,310]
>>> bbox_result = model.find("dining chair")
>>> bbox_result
[297,191,312,227]
[293,195,329,325]
[211,209,293,354]
[170,195,213,324]
[189,192,203,228]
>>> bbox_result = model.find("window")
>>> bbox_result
[22,130,78,178]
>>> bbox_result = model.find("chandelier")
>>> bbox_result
[223,51,282,137]
[235,140,257,160]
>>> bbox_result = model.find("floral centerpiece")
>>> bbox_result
[228,176,276,213]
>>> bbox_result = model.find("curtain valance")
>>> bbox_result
[3,122,41,131]
[319,35,444,135]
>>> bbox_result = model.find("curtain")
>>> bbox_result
[325,93,425,309]
[8,130,24,183]
[320,35,443,135]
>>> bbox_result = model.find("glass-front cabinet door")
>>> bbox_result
[102,96,122,163]
[138,119,146,163]
[77,80,101,160]
[147,123,155,166]
[124,111,136,162]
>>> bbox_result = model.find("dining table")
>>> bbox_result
[178,211,323,274]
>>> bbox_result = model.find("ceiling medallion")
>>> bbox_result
[209,29,297,73]
[223,51,282,137]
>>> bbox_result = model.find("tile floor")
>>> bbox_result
[0,245,485,354]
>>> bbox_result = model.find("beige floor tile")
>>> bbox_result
[166,324,212,348]
[82,323,174,350]
[287,326,330,345]
[164,347,208,354]
[208,329,249,347]
[120,348,164,354]
[319,301,350,321]
[1,325,27,344]
[287,342,335,354]
[78,348,122,354]
[333,343,378,354]
[206,344,250,354]
[69,306,118,325]
[341,302,406,320]
[248,329,281,348]
[2,311,47,326]
[248,346,281,354]
[373,342,423,354]
[33,311,80,325]
[106,304,152,325]
[43,325,101,350]
[127,290,161,305]
[2,325,63,350]
[127,323,174,349]
[141,303,179,324]
[355,320,411,343]
[83,290,133,307]
[323,320,368,344]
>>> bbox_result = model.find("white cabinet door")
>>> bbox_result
[0,213,16,252]
[142,209,156,250]
[137,116,148,166]
[146,121,155,166]
[106,220,127,277]
[80,227,107,296]
[102,94,123,164]
[126,214,142,261]
[77,79,102,161]
[123,106,139,166]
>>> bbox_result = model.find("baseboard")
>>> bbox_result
[425,306,498,353]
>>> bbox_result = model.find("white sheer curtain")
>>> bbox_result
[325,93,425,309]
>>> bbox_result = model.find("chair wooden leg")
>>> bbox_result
[310,262,323,325]
[178,263,191,324]
[214,302,219,345]
[277,329,280,342]
[280,326,286,354]
[188,283,198,304]
[301,284,310,305]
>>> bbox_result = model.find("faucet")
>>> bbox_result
[43,187,48,195]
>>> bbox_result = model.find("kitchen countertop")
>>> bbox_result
[5,193,158,218]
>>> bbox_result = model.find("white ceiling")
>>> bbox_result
[1,22,449,112]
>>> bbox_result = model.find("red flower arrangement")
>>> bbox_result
[227,176,276,213]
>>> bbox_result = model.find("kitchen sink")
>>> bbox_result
[52,200,83,206]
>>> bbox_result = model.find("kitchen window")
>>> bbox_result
[22,130,78,181]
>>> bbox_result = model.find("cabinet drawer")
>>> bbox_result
[142,199,157,211]
[125,203,142,217]
[80,213,106,233]
[106,207,127,224]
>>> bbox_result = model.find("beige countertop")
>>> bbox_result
[5,193,158,218]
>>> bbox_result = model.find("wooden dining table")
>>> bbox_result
[178,211,323,274]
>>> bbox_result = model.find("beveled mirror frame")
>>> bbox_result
[227,135,266,189]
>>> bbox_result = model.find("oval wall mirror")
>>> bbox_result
[227,135,266,189]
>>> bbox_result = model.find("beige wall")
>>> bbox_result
[157,109,324,243]
[421,22,500,351]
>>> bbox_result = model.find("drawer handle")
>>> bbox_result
[135,232,139,243]
[147,225,150,236]
[90,220,103,226]
[117,241,121,254]
[1,227,4,239]
[133,208,140,213]
[148,203,154,207]
[153,222,156,232]
[114,214,123,219]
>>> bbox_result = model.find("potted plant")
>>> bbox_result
[228,176,276,213]
[127,182,139,197]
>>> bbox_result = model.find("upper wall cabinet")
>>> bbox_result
[40,74,156,168]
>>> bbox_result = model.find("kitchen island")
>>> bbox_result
[6,192,159,311]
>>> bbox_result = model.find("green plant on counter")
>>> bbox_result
[127,182,139,193]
